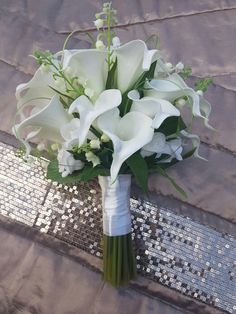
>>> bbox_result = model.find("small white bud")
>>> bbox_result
[77,77,88,88]
[94,18,104,30]
[165,62,173,72]
[175,62,184,71]
[40,160,49,169]
[64,66,73,77]
[41,63,50,73]
[85,151,100,167]
[112,36,121,48]
[101,134,110,143]
[196,90,203,96]
[85,151,94,159]
[37,143,45,151]
[51,143,59,151]
[176,98,186,108]
[95,40,106,51]
[54,78,64,88]
[84,88,94,99]
[90,139,100,150]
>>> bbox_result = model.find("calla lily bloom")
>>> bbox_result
[63,49,107,100]
[128,90,180,129]
[141,133,183,162]
[57,149,84,177]
[13,95,71,155]
[146,73,213,129]
[115,40,160,93]
[68,89,122,145]
[16,66,55,108]
[181,130,207,160]
[97,108,154,181]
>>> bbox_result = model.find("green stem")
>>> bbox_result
[107,5,111,71]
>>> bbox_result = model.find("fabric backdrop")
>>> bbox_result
[0,1,235,313]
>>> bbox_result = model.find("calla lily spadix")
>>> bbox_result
[128,90,180,129]
[13,95,71,155]
[68,89,122,145]
[97,108,154,182]
[115,40,160,93]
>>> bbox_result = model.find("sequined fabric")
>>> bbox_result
[0,141,235,313]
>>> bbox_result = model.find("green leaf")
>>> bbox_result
[105,58,117,89]
[133,60,157,90]
[153,165,187,198]
[126,152,148,193]
[179,66,192,80]
[157,116,186,136]
[46,159,108,184]
[119,61,157,116]
[194,77,213,92]
[49,85,74,101]
[78,165,109,181]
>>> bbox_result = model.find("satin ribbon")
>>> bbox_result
[98,175,132,236]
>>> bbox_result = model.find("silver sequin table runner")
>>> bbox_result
[0,142,235,313]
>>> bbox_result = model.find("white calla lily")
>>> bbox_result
[16,65,56,109]
[97,108,154,181]
[115,40,159,93]
[57,149,84,177]
[68,89,122,145]
[64,49,107,100]
[128,90,180,129]
[60,118,81,141]
[13,95,71,155]
[141,133,183,162]
[157,138,183,162]
[146,73,213,129]
[141,133,166,157]
[181,130,207,160]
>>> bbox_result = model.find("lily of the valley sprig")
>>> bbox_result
[13,2,214,196]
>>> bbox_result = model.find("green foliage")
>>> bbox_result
[33,50,53,65]
[105,58,117,89]
[119,61,157,116]
[126,152,148,193]
[179,66,192,80]
[103,233,136,287]
[194,77,213,92]
[157,116,186,137]
[46,159,108,184]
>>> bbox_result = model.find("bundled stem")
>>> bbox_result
[103,233,136,286]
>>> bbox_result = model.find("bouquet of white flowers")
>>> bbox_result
[13,3,213,286]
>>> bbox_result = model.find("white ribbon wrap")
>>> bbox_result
[98,175,132,236]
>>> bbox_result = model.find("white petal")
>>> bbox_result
[199,97,215,130]
[69,89,122,145]
[16,65,57,110]
[115,40,159,93]
[142,133,166,153]
[181,130,207,161]
[64,49,107,100]
[60,118,81,141]
[97,108,154,181]
[14,95,71,154]
[129,92,180,129]
[146,74,202,117]
[57,149,84,177]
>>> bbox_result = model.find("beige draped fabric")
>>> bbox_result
[0,1,235,313]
